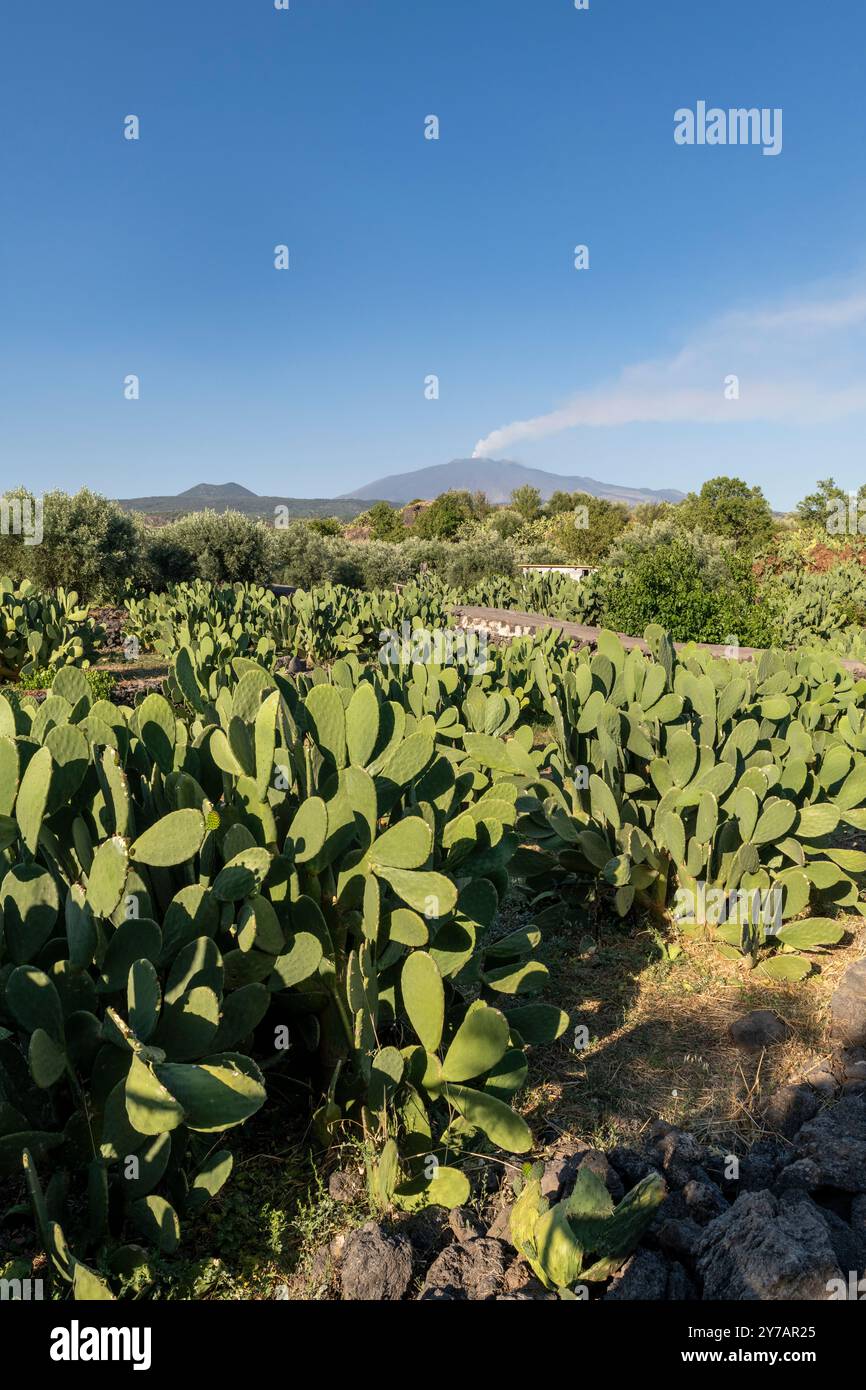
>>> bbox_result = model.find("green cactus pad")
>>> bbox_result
[155,984,221,1061]
[154,1053,267,1132]
[209,984,269,1052]
[44,724,90,810]
[7,966,65,1043]
[775,918,845,949]
[213,848,272,902]
[86,836,130,918]
[137,693,177,776]
[129,1194,180,1253]
[2,864,60,964]
[505,1004,570,1044]
[125,1054,186,1135]
[127,959,161,1043]
[373,866,457,918]
[442,1083,532,1152]
[120,1131,172,1201]
[28,1028,67,1088]
[388,907,429,946]
[16,745,52,853]
[394,1165,471,1211]
[288,797,328,862]
[304,685,347,768]
[346,682,380,766]
[269,932,323,989]
[441,1005,510,1083]
[370,817,432,871]
[185,1149,233,1217]
[129,809,206,867]
[100,919,162,994]
[401,951,445,1052]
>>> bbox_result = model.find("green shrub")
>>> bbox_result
[84,669,118,701]
[795,477,866,531]
[601,533,776,647]
[676,475,775,550]
[14,666,116,700]
[603,516,733,580]
[485,509,524,540]
[141,531,197,588]
[157,509,273,584]
[510,485,542,521]
[442,535,516,588]
[549,493,629,564]
[359,501,406,541]
[353,540,419,588]
[0,488,140,602]
[329,552,365,587]
[306,516,344,537]
[348,539,435,589]
[413,491,473,540]
[269,520,332,587]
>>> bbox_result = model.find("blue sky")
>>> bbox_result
[2,0,865,509]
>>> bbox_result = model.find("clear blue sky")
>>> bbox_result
[2,0,865,508]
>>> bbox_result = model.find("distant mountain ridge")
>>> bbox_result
[115,483,370,521]
[116,460,684,519]
[343,458,684,506]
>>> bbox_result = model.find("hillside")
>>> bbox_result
[115,483,371,521]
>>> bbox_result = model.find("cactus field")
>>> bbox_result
[1,575,865,1301]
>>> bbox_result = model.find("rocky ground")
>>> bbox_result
[89,605,127,650]
[319,961,866,1301]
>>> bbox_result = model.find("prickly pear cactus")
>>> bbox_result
[0,645,566,1294]
[523,626,866,980]
[0,577,104,681]
[510,1165,666,1291]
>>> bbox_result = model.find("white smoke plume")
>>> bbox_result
[472,279,866,459]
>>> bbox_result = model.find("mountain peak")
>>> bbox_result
[176,482,258,500]
[343,458,684,507]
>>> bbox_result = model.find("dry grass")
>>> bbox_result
[520,907,865,1156]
